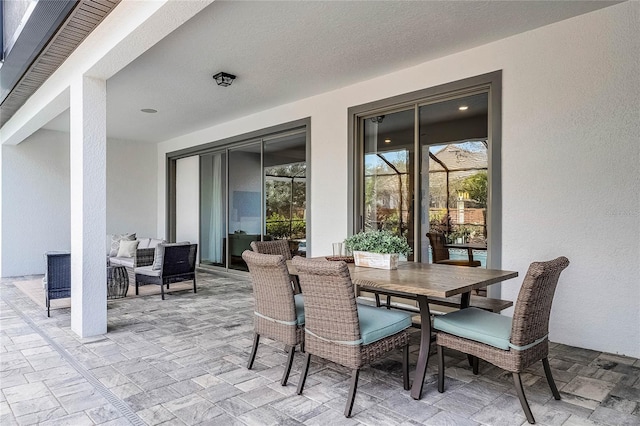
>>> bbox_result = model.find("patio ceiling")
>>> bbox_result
[36,1,619,143]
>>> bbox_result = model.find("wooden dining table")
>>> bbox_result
[351,262,517,399]
[289,259,518,400]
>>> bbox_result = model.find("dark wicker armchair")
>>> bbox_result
[292,257,412,418]
[44,251,71,317]
[242,250,305,386]
[250,240,301,294]
[435,256,570,424]
[134,244,197,300]
[427,231,481,267]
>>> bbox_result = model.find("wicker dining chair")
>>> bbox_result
[242,250,305,386]
[427,231,481,267]
[250,240,301,294]
[292,257,412,418]
[435,256,570,424]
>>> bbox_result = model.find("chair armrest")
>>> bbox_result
[135,248,155,267]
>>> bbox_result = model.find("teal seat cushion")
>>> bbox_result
[294,294,305,325]
[434,307,512,350]
[357,304,413,345]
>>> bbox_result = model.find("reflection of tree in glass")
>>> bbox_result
[426,143,488,243]
[363,151,411,238]
[265,164,306,239]
[459,171,487,207]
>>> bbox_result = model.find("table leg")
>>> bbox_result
[460,291,471,309]
[411,294,432,400]
[467,247,474,262]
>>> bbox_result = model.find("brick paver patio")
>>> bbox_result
[1,272,639,425]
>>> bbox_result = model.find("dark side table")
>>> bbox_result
[107,265,129,299]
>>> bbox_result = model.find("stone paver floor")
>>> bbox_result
[1,271,639,426]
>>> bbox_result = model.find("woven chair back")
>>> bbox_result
[510,256,570,348]
[46,252,71,298]
[291,257,361,345]
[161,244,197,276]
[250,240,292,260]
[252,240,302,293]
[427,232,451,262]
[242,250,297,327]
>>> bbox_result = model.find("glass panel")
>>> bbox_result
[363,109,415,259]
[263,132,307,257]
[419,92,489,267]
[228,142,262,271]
[200,152,227,267]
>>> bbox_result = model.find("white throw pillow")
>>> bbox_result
[109,233,136,257]
[117,240,139,258]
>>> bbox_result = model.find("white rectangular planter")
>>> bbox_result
[353,251,399,270]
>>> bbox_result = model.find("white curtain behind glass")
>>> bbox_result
[209,154,224,263]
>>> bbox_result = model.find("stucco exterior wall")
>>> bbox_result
[106,138,158,240]
[157,2,640,357]
[1,129,158,276]
[1,129,70,277]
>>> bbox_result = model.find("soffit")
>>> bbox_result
[0,0,120,127]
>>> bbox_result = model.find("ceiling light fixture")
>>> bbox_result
[141,108,157,113]
[213,71,236,87]
[384,139,391,144]
[458,105,469,111]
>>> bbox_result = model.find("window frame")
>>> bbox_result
[347,71,502,273]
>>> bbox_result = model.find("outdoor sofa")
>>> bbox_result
[108,236,165,287]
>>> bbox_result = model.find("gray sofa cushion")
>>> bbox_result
[136,238,151,249]
[135,238,166,250]
[109,257,135,268]
[134,265,161,277]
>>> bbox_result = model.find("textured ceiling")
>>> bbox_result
[42,1,619,143]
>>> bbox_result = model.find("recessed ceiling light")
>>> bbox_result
[384,139,391,144]
[458,106,469,111]
[141,108,157,113]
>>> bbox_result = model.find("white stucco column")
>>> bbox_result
[70,75,107,337]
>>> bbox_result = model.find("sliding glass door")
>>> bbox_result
[419,93,489,266]
[363,109,415,260]
[351,73,500,274]
[200,152,227,267]
[198,129,307,272]
[227,142,263,271]
[359,93,489,265]
[263,132,307,257]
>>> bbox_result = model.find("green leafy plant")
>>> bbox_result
[266,212,306,239]
[458,171,487,206]
[344,230,412,257]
